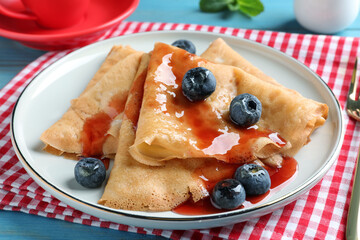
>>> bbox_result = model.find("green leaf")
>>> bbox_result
[237,0,264,17]
[227,1,239,11]
[199,0,234,12]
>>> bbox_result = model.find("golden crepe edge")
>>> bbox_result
[40,45,143,159]
[200,38,328,157]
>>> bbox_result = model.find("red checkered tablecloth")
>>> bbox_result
[0,21,358,240]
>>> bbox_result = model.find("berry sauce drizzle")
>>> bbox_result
[173,157,298,215]
[148,43,287,164]
[80,92,128,157]
[124,69,148,130]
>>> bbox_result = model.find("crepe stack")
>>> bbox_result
[41,38,328,212]
[98,54,208,210]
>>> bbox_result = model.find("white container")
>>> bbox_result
[294,0,360,34]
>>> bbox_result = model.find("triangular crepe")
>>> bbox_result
[200,38,329,159]
[201,38,278,85]
[98,54,208,211]
[128,42,328,167]
[40,46,143,158]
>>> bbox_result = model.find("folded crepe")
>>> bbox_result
[98,54,208,211]
[128,42,328,167]
[200,38,329,158]
[201,38,278,85]
[200,38,305,104]
[40,45,143,158]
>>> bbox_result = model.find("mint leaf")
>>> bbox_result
[227,1,239,11]
[200,0,234,12]
[199,0,264,17]
[237,0,264,17]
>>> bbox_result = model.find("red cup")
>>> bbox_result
[0,0,89,29]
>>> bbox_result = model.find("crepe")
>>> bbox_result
[200,38,329,158]
[98,54,208,211]
[201,38,278,85]
[128,42,328,167]
[40,45,143,158]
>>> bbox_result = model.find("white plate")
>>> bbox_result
[10,31,344,230]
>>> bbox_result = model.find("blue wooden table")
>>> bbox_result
[1,0,359,239]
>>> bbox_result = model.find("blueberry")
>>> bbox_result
[74,158,106,188]
[182,67,216,102]
[234,164,271,195]
[171,39,196,54]
[210,179,246,210]
[229,93,262,127]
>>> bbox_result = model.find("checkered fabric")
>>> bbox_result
[0,21,358,240]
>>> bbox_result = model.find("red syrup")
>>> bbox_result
[78,66,147,168]
[124,69,148,130]
[147,43,287,164]
[101,158,110,170]
[173,157,298,215]
[144,43,298,215]
[80,91,128,157]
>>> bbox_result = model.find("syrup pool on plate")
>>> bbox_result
[173,157,298,215]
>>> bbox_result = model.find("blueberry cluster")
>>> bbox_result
[211,164,271,210]
[181,66,262,127]
[171,39,217,102]
[174,40,262,128]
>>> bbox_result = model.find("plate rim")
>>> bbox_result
[10,30,345,226]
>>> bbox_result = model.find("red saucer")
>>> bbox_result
[0,0,139,50]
